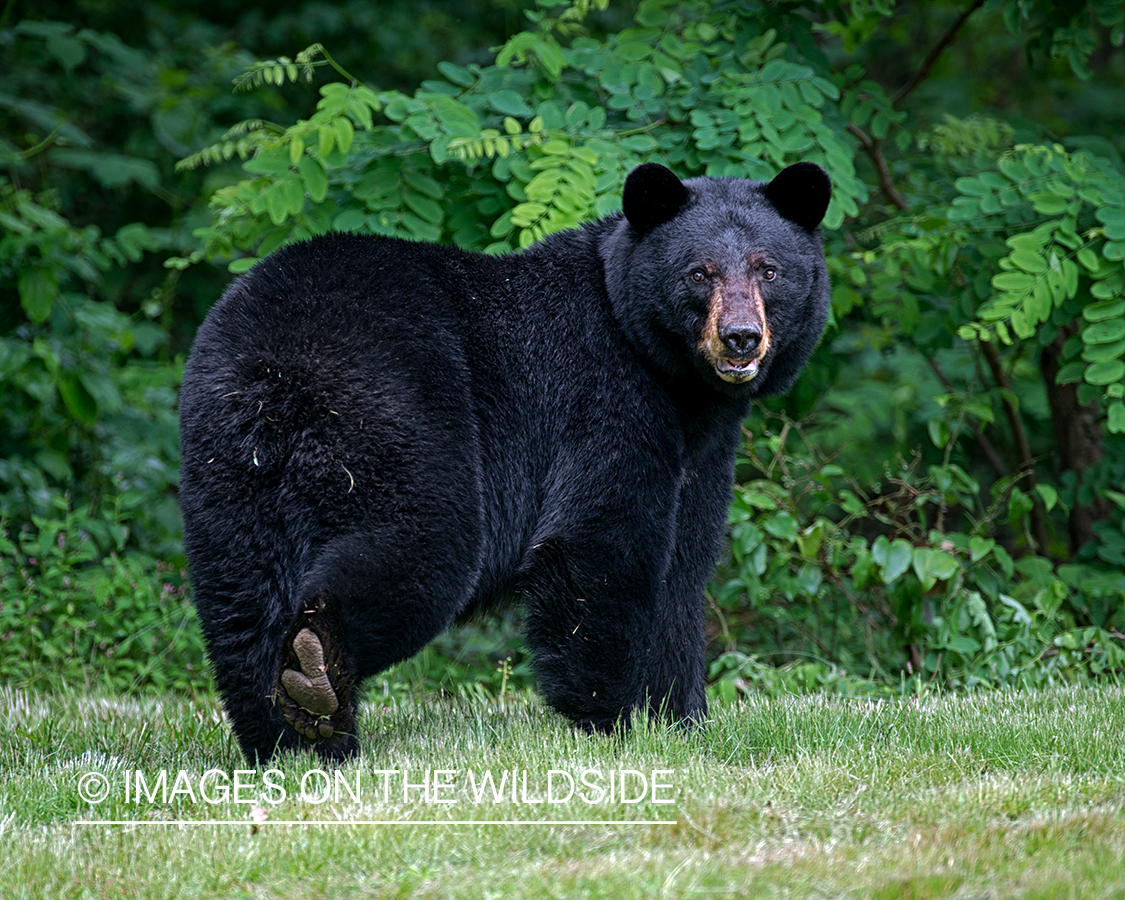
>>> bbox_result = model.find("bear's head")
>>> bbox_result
[601,161,831,397]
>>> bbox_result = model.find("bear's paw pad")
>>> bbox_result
[279,626,347,743]
[282,628,339,716]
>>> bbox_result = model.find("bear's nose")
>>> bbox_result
[719,322,762,357]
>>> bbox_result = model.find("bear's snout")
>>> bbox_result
[697,277,772,383]
[718,320,763,358]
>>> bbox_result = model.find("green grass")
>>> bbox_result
[3,685,1125,898]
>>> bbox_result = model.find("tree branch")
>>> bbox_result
[848,124,909,210]
[849,0,989,211]
[924,356,1008,477]
[980,340,1050,554]
[892,0,988,108]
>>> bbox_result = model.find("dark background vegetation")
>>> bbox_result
[2,0,1123,700]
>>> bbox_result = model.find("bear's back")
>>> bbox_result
[191,233,488,376]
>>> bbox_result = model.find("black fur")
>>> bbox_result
[179,162,831,761]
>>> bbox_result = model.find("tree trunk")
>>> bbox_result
[1040,326,1113,554]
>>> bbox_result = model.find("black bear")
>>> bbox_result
[179,161,831,762]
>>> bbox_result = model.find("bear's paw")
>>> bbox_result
[280,628,340,717]
[277,617,354,746]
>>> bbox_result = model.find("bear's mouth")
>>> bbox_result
[714,357,760,383]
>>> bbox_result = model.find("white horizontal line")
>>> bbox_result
[76,819,676,827]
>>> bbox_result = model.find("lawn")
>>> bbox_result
[2,684,1124,898]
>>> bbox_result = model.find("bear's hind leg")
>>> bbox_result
[275,529,480,758]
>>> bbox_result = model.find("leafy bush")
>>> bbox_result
[0,17,269,561]
[708,413,1125,698]
[0,499,208,694]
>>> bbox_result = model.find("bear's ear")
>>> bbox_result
[623,163,690,235]
[765,162,832,231]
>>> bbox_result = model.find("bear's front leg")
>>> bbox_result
[644,449,744,726]
[644,577,707,727]
[519,535,664,733]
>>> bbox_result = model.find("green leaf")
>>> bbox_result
[762,512,798,542]
[1027,277,1052,322]
[333,117,355,156]
[281,174,305,216]
[1009,248,1046,273]
[333,208,367,232]
[298,157,328,203]
[228,257,260,274]
[620,134,657,152]
[913,547,959,590]
[969,537,995,562]
[1108,401,1125,433]
[740,490,778,510]
[243,149,291,176]
[1028,192,1068,215]
[1105,241,1125,261]
[1091,279,1124,300]
[57,371,98,425]
[872,536,912,584]
[1056,361,1086,384]
[540,139,570,156]
[992,271,1034,293]
[796,522,824,560]
[404,192,443,224]
[927,418,949,449]
[431,96,480,139]
[264,182,288,224]
[489,90,534,117]
[1082,339,1125,363]
[436,61,475,87]
[1035,483,1059,512]
[1077,246,1099,271]
[945,635,982,655]
[401,212,441,242]
[1063,258,1079,299]
[18,267,58,323]
[1085,359,1125,385]
[1097,205,1125,240]
[1084,299,1125,321]
[955,176,988,197]
[1083,319,1125,343]
[46,34,86,71]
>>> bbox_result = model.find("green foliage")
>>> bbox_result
[0,180,182,556]
[181,0,866,272]
[0,15,273,564]
[943,145,1125,429]
[708,414,1125,699]
[0,14,298,695]
[0,501,207,694]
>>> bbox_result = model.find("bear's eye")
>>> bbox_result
[690,269,707,283]
[763,266,777,282]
